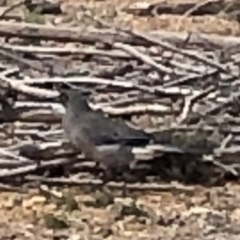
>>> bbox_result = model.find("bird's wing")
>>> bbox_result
[77,114,119,145]
[112,118,150,144]
[84,112,150,145]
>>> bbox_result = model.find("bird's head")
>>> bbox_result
[58,89,91,112]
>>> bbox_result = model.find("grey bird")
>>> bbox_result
[59,89,196,181]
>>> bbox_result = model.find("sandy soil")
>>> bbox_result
[0,183,240,239]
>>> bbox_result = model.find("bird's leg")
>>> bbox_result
[121,169,132,198]
[101,168,128,198]
[121,181,127,198]
[95,162,111,191]
[97,168,114,196]
[101,168,114,183]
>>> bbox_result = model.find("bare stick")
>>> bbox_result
[130,30,233,75]
[0,75,58,98]
[177,85,217,123]
[0,0,25,20]
[113,42,173,74]
[0,157,78,178]
[25,176,195,192]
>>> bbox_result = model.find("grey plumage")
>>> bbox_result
[60,90,144,180]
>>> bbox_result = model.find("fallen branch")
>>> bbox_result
[25,175,195,192]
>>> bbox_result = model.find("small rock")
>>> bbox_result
[22,195,46,209]
[68,235,81,240]
[4,197,15,209]
[114,197,134,206]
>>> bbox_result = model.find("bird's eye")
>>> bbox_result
[59,92,69,105]
[113,132,119,137]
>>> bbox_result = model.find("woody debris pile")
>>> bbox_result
[0,0,240,191]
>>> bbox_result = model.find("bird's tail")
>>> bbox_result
[149,129,221,155]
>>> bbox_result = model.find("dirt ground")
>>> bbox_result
[1,0,240,239]
[1,183,240,240]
